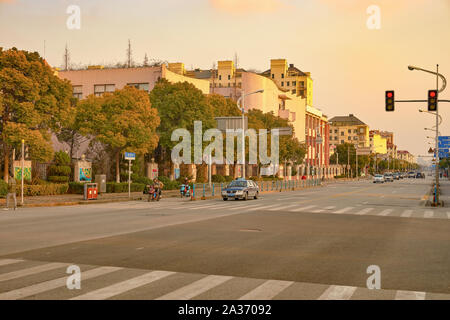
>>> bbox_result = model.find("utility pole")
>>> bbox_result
[63,44,70,71]
[347,145,350,178]
[435,64,440,205]
[127,39,133,68]
[21,139,24,206]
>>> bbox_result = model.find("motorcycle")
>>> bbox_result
[147,185,160,202]
[180,184,191,198]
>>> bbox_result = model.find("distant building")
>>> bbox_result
[328,114,370,150]
[260,59,313,106]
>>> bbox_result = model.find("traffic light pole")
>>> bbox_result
[435,65,440,206]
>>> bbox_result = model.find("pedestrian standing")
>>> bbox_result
[5,176,17,211]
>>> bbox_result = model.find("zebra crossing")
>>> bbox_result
[0,258,448,300]
[160,201,450,220]
[95,200,450,220]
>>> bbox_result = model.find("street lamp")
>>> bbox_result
[237,89,264,179]
[409,64,447,206]
[419,109,442,125]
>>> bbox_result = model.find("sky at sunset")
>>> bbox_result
[1,0,449,161]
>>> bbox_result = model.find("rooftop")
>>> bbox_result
[329,114,367,126]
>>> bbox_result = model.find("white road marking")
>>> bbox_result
[0,263,67,282]
[156,275,233,300]
[0,266,121,300]
[72,270,174,300]
[401,210,413,218]
[395,290,426,300]
[267,204,298,211]
[247,204,280,212]
[238,280,293,300]
[228,203,260,211]
[187,204,230,210]
[289,205,317,212]
[318,285,357,300]
[0,259,23,267]
[378,209,393,216]
[332,207,354,214]
[354,208,374,215]
[423,210,434,219]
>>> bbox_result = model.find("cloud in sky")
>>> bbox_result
[209,0,286,14]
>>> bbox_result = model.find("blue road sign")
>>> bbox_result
[124,152,136,160]
[438,136,450,148]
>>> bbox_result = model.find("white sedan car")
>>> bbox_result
[373,174,385,183]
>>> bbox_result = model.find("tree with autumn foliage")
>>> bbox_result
[0,48,74,182]
[77,86,160,182]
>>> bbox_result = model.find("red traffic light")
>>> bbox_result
[387,92,393,98]
[429,90,436,98]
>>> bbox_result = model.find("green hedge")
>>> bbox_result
[22,184,69,196]
[48,165,71,176]
[0,180,8,198]
[68,182,85,194]
[106,182,146,193]
[48,175,70,183]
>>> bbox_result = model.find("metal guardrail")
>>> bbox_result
[192,179,322,198]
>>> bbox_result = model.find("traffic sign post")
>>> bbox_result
[124,152,136,198]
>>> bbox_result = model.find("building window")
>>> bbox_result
[335,136,338,141]
[72,85,82,99]
[286,81,290,86]
[348,136,351,141]
[238,82,242,88]
[219,83,222,88]
[334,129,338,133]
[354,136,358,140]
[300,81,305,87]
[127,83,149,91]
[360,128,364,133]
[219,75,222,80]
[341,132,344,136]
[228,75,231,80]
[329,130,333,134]
[353,129,357,133]
[292,81,296,86]
[292,89,296,94]
[348,129,351,134]
[281,82,284,86]
[341,140,344,144]
[281,73,284,79]
[271,74,274,79]
[94,84,115,97]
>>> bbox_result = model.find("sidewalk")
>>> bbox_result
[0,179,327,208]
[0,190,181,208]
[438,178,450,206]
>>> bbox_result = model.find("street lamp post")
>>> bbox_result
[237,89,264,179]
[409,64,447,206]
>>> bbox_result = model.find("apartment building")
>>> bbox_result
[328,114,370,149]
[58,63,210,100]
[260,59,313,106]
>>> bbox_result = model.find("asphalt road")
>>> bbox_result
[1,177,449,300]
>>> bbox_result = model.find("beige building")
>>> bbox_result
[261,59,313,106]
[328,114,370,150]
[58,63,210,100]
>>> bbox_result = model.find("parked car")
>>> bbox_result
[373,174,385,183]
[416,172,425,179]
[408,171,416,178]
[384,173,394,182]
[221,178,259,201]
[393,172,400,180]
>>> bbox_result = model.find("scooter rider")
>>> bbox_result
[153,177,163,199]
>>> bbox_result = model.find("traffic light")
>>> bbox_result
[428,90,438,111]
[385,91,394,111]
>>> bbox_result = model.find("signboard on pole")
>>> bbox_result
[356,147,371,155]
[438,136,450,148]
[124,152,136,160]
